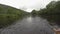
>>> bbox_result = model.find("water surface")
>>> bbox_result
[0,16,54,34]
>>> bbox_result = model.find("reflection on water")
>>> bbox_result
[0,16,54,34]
[27,17,32,22]
[27,16,32,23]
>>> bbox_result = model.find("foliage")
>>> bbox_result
[31,1,60,25]
[0,4,29,28]
[31,10,38,16]
[38,1,60,25]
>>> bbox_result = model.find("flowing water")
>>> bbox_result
[0,16,54,34]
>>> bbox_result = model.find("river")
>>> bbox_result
[0,16,54,34]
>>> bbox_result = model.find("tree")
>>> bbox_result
[31,10,38,16]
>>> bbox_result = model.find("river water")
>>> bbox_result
[0,16,54,34]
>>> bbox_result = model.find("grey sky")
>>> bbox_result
[0,0,57,12]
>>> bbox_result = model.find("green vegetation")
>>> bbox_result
[31,1,60,25]
[0,4,29,28]
[31,10,38,16]
[1,1,60,28]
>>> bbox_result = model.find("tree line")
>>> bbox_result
[31,1,60,25]
[0,4,29,28]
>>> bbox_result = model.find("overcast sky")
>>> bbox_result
[0,0,57,12]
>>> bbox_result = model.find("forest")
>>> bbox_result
[0,4,29,28]
[0,1,60,28]
[31,1,60,26]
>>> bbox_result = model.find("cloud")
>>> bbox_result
[0,0,54,12]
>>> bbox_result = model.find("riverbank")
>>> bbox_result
[0,4,29,28]
[0,16,54,34]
